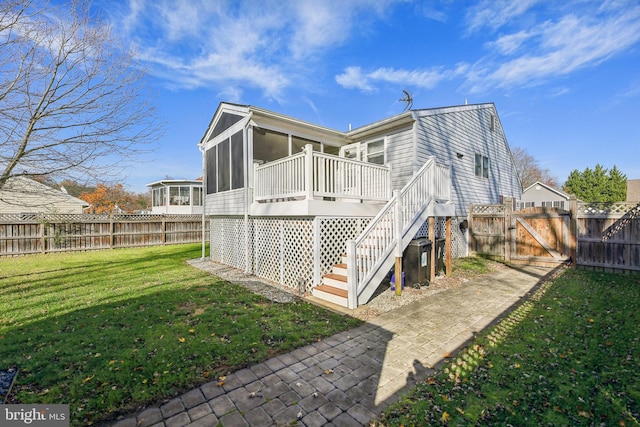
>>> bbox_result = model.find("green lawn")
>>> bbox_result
[0,244,362,426]
[377,268,640,426]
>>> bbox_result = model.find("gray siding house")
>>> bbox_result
[521,181,571,209]
[199,102,521,308]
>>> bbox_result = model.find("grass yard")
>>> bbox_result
[0,244,362,426]
[377,268,640,426]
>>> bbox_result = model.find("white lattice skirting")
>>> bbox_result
[210,216,469,294]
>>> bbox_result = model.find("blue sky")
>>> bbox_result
[96,0,640,193]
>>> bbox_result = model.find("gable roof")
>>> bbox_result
[146,179,203,188]
[0,176,89,213]
[201,102,504,148]
[522,181,571,200]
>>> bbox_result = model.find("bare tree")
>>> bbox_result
[0,0,160,191]
[511,146,559,190]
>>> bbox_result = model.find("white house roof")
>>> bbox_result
[146,179,203,188]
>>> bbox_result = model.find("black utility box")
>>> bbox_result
[402,238,431,287]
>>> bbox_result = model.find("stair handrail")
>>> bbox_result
[347,156,439,308]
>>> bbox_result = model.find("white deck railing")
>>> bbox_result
[346,156,451,308]
[253,145,391,202]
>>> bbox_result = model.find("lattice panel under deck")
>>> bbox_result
[282,219,315,293]
[252,218,314,292]
[318,217,372,279]
[210,217,246,270]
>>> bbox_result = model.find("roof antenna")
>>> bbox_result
[399,90,413,111]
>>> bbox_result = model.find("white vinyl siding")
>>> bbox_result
[205,189,246,216]
[414,105,521,216]
[384,126,415,191]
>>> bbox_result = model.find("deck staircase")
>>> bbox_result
[312,157,453,309]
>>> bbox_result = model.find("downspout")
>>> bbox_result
[198,143,206,260]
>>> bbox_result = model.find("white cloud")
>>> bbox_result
[466,3,640,92]
[335,66,374,92]
[108,0,401,98]
[336,64,457,93]
[466,0,540,33]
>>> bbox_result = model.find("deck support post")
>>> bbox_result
[394,190,403,296]
[445,216,452,276]
[428,216,435,282]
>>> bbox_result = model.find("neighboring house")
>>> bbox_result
[199,102,522,308]
[520,181,571,209]
[146,179,203,215]
[627,179,640,202]
[0,176,89,214]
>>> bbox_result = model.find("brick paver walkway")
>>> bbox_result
[107,265,551,427]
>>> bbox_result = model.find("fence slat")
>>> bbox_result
[0,214,209,256]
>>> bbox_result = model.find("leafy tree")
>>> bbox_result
[563,164,627,203]
[80,183,143,214]
[0,0,159,191]
[510,146,559,189]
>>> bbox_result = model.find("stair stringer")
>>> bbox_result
[353,197,435,307]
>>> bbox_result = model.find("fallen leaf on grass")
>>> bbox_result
[82,375,94,384]
[441,411,450,423]
[178,337,186,343]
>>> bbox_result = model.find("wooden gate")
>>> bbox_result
[509,207,571,267]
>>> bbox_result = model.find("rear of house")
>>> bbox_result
[199,102,521,307]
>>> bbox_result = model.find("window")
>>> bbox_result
[152,187,165,206]
[217,138,230,192]
[292,135,321,153]
[475,154,489,178]
[525,201,535,208]
[169,186,190,205]
[253,127,288,163]
[542,201,553,207]
[366,140,384,164]
[192,187,202,206]
[231,131,244,189]
[206,147,217,195]
[554,201,565,209]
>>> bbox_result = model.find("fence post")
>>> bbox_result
[504,197,513,263]
[39,213,46,254]
[109,214,115,249]
[569,195,577,267]
[161,215,166,245]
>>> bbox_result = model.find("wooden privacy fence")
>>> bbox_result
[0,213,209,256]
[470,198,640,274]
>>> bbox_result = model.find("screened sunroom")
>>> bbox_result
[146,179,203,215]
[200,103,394,217]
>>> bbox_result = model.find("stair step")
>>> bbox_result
[322,273,348,290]
[333,263,347,275]
[312,285,348,308]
